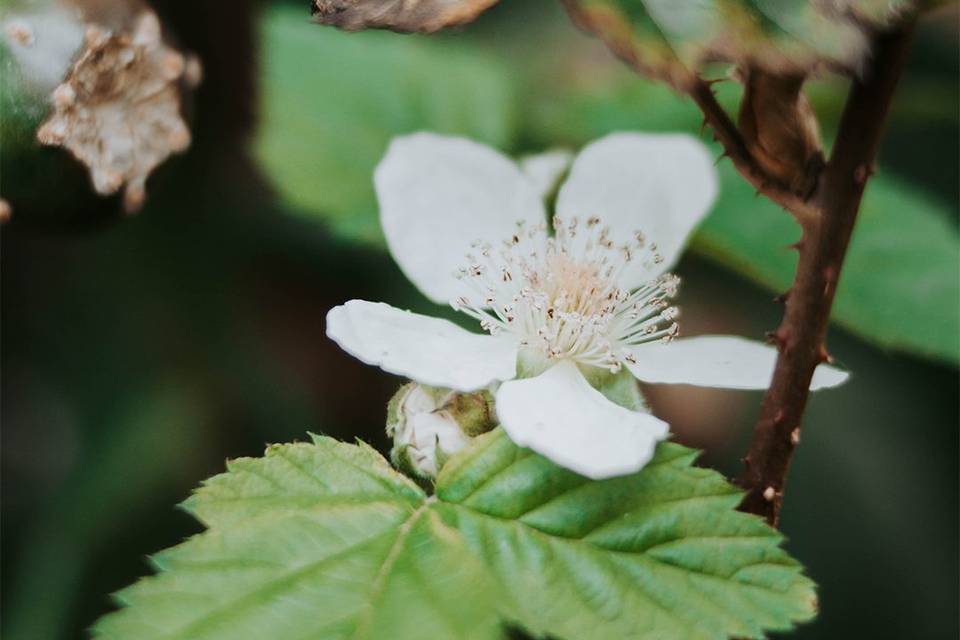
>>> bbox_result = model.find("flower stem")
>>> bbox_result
[736,20,917,526]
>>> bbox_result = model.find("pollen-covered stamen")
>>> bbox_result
[454,217,680,372]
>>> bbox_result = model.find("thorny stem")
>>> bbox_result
[562,0,918,525]
[560,0,920,526]
[736,21,917,526]
[688,81,817,221]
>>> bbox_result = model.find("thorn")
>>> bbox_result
[700,118,708,136]
[741,455,751,468]
[787,240,804,251]
[823,265,838,296]
[790,428,801,446]
[765,328,789,352]
[702,78,725,92]
[714,152,729,166]
[817,344,834,364]
[773,409,786,425]
[773,289,791,304]
[763,486,776,502]
[854,163,875,185]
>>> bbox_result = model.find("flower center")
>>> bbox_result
[454,216,680,372]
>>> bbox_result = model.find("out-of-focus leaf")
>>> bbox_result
[5,384,204,640]
[310,0,500,33]
[562,0,912,87]
[254,7,516,245]
[695,165,960,364]
[93,430,816,640]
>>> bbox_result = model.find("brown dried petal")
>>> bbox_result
[36,10,199,213]
[310,0,500,33]
[737,68,825,197]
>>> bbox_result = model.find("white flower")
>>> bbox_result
[326,132,848,479]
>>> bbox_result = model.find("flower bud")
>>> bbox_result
[386,383,496,481]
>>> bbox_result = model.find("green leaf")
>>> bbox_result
[253,7,516,245]
[695,163,960,364]
[93,435,501,640]
[436,430,815,640]
[94,431,816,640]
[562,0,910,85]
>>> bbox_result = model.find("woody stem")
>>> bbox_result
[736,20,917,526]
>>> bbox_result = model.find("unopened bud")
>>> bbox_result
[386,383,496,481]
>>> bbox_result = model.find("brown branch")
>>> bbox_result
[310,0,500,33]
[737,20,917,526]
[688,80,817,220]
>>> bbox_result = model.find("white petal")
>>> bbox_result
[375,133,546,304]
[519,149,573,200]
[555,132,718,288]
[624,335,849,390]
[495,360,670,479]
[326,300,518,392]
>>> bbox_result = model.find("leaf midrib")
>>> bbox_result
[349,498,433,640]
[158,520,408,640]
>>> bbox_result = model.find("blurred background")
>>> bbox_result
[1,1,957,638]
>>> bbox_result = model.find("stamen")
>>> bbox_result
[453,216,681,371]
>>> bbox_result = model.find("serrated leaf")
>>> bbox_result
[94,431,816,640]
[253,6,516,245]
[563,0,911,86]
[95,435,501,640]
[435,430,816,640]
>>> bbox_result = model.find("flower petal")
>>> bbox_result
[555,132,718,288]
[495,360,669,479]
[375,133,546,304]
[326,300,519,391]
[624,335,849,390]
[519,149,573,200]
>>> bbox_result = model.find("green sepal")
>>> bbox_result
[442,390,497,437]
